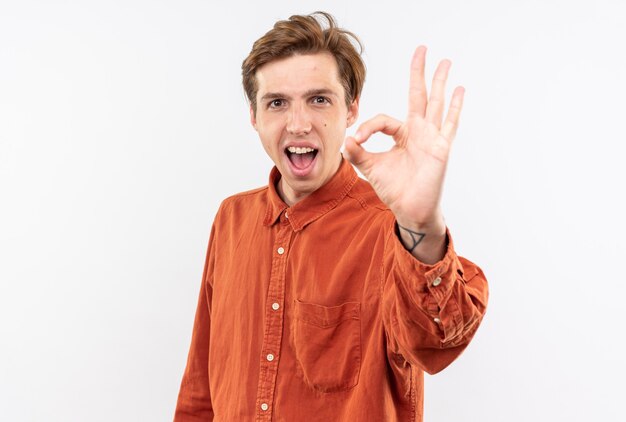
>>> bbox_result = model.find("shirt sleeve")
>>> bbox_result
[382,223,489,375]
[174,224,216,421]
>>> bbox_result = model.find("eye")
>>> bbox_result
[268,99,285,109]
[312,96,330,105]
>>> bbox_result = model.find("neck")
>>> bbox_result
[277,180,309,206]
[277,155,343,206]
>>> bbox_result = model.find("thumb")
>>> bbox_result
[343,135,372,171]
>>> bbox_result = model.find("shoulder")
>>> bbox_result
[221,186,267,206]
[214,185,268,221]
[346,176,390,213]
[341,176,396,232]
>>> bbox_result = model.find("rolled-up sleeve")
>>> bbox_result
[382,225,489,374]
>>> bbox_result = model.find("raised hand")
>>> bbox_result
[343,46,464,263]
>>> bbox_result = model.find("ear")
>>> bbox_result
[249,105,258,131]
[346,97,360,128]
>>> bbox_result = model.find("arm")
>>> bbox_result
[382,223,488,373]
[344,46,463,265]
[174,225,216,421]
[344,46,488,372]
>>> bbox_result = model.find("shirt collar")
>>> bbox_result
[263,157,359,231]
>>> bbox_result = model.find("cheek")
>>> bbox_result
[261,136,280,155]
[258,123,284,148]
[321,118,347,136]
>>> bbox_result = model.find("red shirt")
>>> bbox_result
[175,159,488,421]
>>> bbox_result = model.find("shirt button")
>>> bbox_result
[434,317,441,324]
[285,212,289,219]
[432,277,442,287]
[260,403,269,411]
[277,247,285,255]
[272,302,280,311]
[266,353,275,362]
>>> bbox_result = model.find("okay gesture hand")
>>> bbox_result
[344,46,464,263]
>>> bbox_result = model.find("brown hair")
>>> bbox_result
[242,11,366,114]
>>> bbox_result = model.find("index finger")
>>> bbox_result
[408,46,428,118]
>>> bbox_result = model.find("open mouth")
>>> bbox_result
[285,146,319,172]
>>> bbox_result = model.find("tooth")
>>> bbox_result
[287,146,316,154]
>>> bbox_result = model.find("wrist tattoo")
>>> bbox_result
[398,224,426,252]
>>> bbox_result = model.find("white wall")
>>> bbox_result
[1,1,624,420]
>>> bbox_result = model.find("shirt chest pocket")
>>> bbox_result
[292,300,361,393]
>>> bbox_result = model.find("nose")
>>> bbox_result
[286,103,312,136]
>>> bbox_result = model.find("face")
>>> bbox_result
[250,52,359,206]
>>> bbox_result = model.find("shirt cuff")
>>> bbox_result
[391,225,465,340]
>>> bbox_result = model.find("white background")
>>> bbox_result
[1,0,625,421]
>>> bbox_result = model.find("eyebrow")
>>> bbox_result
[259,88,338,102]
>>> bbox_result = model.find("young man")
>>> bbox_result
[175,12,488,421]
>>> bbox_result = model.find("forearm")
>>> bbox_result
[382,225,489,373]
[174,282,214,421]
[396,214,447,265]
